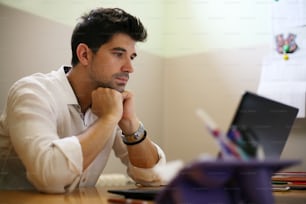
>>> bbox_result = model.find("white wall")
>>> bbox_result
[163,0,272,57]
[0,0,165,57]
[0,0,273,57]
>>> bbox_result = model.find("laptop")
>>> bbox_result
[108,91,299,200]
[227,91,298,159]
[108,187,163,201]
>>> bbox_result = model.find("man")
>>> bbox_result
[0,7,166,193]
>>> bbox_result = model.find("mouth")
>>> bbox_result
[114,72,129,85]
[116,76,129,84]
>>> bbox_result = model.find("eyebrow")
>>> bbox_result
[112,47,137,59]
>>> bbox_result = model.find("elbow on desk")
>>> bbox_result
[25,152,82,193]
[27,170,79,194]
[30,179,66,193]
[28,170,82,193]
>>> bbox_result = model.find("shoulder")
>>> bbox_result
[6,70,70,110]
[9,72,56,97]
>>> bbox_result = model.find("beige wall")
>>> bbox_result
[163,46,266,161]
[1,2,305,174]
[0,4,71,109]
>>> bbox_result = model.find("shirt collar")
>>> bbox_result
[55,65,79,105]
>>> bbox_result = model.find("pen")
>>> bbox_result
[108,197,149,204]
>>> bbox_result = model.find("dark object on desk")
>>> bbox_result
[227,91,298,159]
[108,188,162,201]
[155,159,300,204]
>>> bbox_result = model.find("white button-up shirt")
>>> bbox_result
[0,66,166,193]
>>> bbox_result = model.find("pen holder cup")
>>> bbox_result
[155,159,300,204]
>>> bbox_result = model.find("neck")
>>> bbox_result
[66,65,93,114]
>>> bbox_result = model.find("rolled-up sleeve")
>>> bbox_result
[28,137,83,193]
[113,132,166,186]
[52,137,83,175]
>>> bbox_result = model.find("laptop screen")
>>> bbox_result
[227,91,298,158]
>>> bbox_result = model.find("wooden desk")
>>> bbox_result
[0,187,305,204]
[274,191,306,204]
[0,186,154,204]
[0,187,110,204]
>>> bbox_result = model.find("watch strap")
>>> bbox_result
[121,122,147,145]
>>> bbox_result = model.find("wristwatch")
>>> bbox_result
[121,122,147,145]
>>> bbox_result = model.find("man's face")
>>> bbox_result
[88,33,137,92]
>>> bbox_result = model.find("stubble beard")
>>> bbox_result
[98,77,127,93]
[92,72,128,93]
[98,82,125,93]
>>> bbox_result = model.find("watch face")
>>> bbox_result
[135,124,145,138]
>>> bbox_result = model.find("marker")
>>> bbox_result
[227,126,258,159]
[196,109,241,159]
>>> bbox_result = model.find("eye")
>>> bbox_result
[130,54,137,61]
[113,52,123,58]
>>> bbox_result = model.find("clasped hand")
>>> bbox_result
[91,87,139,134]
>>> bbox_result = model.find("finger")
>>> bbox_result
[121,90,134,100]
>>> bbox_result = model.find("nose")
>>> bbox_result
[122,58,134,73]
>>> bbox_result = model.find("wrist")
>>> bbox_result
[119,118,139,135]
[121,121,147,145]
[98,115,120,126]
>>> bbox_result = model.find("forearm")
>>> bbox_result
[126,136,159,168]
[77,117,117,170]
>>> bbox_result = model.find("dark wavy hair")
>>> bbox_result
[71,8,147,66]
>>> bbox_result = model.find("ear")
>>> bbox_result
[76,43,92,66]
